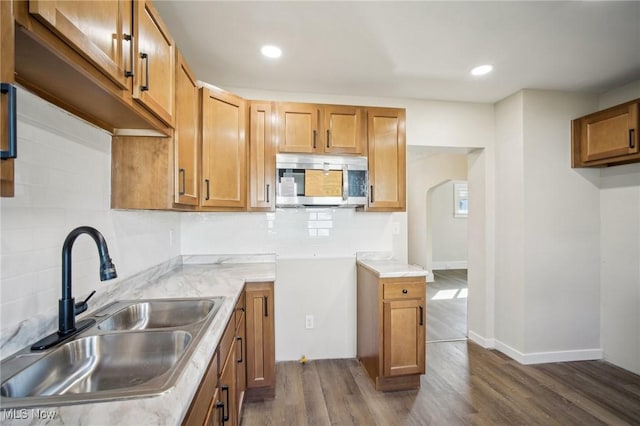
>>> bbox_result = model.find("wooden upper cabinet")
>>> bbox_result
[200,88,247,210]
[174,50,199,206]
[275,103,364,155]
[28,0,132,90]
[248,102,275,211]
[572,99,640,167]
[367,108,406,211]
[276,102,319,153]
[133,0,175,126]
[322,105,364,155]
[1,0,16,198]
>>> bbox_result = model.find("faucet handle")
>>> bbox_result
[74,290,96,315]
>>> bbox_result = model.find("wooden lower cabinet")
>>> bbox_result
[184,284,275,425]
[235,294,246,418]
[182,351,219,426]
[245,282,276,399]
[218,337,237,426]
[357,265,425,391]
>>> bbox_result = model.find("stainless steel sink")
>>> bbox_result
[0,297,223,408]
[1,331,191,398]
[98,299,216,331]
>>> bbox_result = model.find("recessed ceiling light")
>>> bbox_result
[261,45,282,59]
[471,64,493,76]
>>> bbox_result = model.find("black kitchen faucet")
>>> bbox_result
[31,226,117,350]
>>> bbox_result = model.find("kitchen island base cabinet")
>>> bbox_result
[357,265,425,392]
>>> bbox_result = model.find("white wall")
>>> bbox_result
[275,258,356,361]
[467,148,495,346]
[522,90,601,356]
[407,152,468,275]
[494,91,526,352]
[597,80,640,375]
[430,180,468,269]
[0,88,181,336]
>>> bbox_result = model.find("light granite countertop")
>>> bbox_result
[356,252,429,279]
[0,255,276,426]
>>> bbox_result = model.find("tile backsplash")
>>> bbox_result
[0,88,181,334]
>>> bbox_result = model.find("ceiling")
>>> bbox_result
[155,1,640,104]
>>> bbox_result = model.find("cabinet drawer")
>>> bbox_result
[383,281,425,300]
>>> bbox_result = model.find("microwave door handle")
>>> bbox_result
[342,166,348,201]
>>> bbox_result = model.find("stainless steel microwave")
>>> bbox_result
[275,154,368,207]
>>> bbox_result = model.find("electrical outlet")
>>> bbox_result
[305,315,314,329]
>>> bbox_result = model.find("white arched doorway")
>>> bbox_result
[407,146,493,346]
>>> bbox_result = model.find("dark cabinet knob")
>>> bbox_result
[402,289,408,294]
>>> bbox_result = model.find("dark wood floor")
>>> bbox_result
[427,269,468,342]
[240,341,640,425]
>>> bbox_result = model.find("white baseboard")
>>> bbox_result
[432,260,468,270]
[493,340,603,365]
[468,330,495,348]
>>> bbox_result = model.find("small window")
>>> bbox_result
[454,182,468,218]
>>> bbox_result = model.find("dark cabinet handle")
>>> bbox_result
[326,129,331,148]
[630,128,636,149]
[237,336,243,363]
[123,33,134,78]
[215,401,225,420]
[402,289,408,294]
[1,83,17,160]
[264,295,268,317]
[266,184,270,203]
[221,384,230,422]
[140,52,150,92]
[419,305,424,326]
[205,179,210,200]
[369,185,374,203]
[178,168,186,195]
[312,130,317,149]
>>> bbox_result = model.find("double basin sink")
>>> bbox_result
[0,297,223,408]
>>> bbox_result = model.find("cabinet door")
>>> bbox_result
[235,311,246,419]
[382,299,425,377]
[1,0,15,197]
[579,102,639,164]
[201,89,247,209]
[29,0,131,90]
[245,283,275,389]
[174,51,199,206]
[276,103,319,153]
[248,102,275,211]
[219,345,238,426]
[134,0,175,126]
[367,108,406,211]
[183,352,218,426]
[322,105,364,155]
